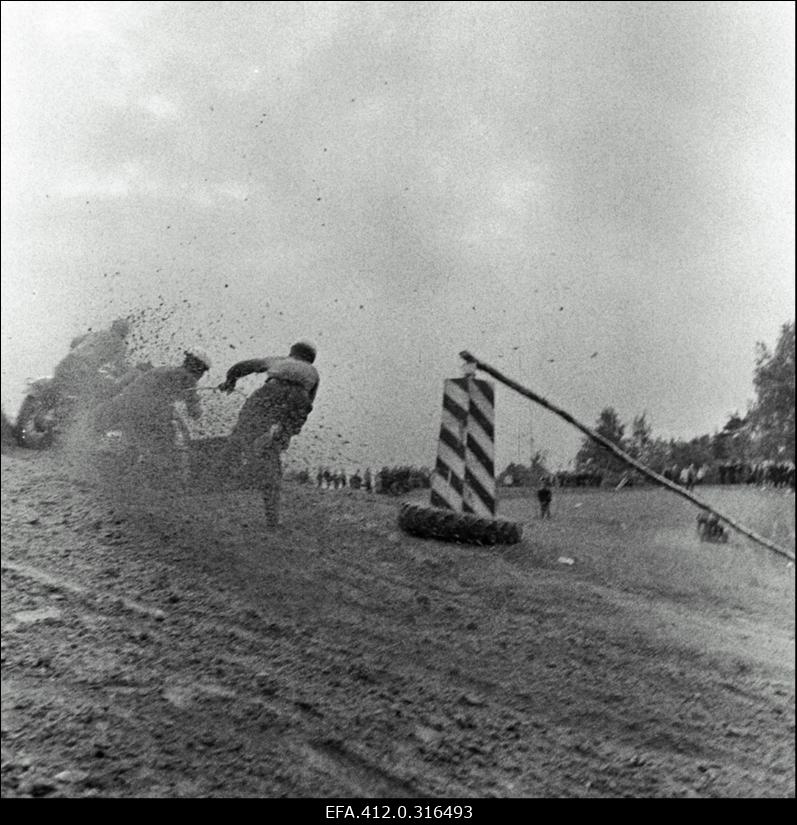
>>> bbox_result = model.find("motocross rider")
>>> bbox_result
[92,348,211,473]
[218,340,319,527]
[53,317,132,406]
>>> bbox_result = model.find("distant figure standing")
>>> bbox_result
[679,464,696,491]
[537,483,553,519]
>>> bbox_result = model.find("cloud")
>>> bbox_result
[55,161,159,199]
[137,94,182,120]
[185,181,251,208]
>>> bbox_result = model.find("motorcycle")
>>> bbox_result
[93,411,194,489]
[14,376,65,450]
[14,364,145,450]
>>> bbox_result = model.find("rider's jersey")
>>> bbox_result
[53,329,128,393]
[225,355,319,401]
[93,366,202,434]
[261,356,319,398]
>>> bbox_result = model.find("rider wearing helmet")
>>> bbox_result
[53,317,132,405]
[92,348,211,473]
[218,340,319,527]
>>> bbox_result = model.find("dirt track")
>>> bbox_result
[1,449,794,798]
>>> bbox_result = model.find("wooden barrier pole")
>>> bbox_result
[459,350,795,562]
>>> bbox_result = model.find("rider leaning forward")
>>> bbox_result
[218,340,319,528]
[91,348,211,474]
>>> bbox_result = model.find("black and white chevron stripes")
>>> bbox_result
[430,378,495,517]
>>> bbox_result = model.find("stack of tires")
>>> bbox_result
[398,503,523,546]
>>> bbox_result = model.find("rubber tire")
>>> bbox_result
[398,503,523,546]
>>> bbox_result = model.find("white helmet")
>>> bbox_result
[185,348,212,371]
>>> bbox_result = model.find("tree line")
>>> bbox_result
[503,321,795,489]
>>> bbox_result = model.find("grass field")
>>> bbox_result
[493,485,795,623]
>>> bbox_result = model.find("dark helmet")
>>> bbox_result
[290,340,317,363]
[184,347,212,372]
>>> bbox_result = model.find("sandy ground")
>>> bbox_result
[1,448,794,798]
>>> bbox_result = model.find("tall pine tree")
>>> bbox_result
[574,407,627,477]
[749,321,795,460]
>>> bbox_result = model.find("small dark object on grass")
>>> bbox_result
[697,512,728,543]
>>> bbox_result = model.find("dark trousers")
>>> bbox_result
[539,501,551,519]
[221,382,311,524]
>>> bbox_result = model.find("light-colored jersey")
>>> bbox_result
[261,356,319,398]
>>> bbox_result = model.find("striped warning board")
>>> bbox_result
[463,378,496,517]
[431,379,468,512]
[430,378,495,517]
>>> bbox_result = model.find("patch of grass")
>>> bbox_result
[498,486,795,621]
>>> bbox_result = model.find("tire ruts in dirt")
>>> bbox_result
[398,503,522,546]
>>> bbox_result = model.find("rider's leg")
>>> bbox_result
[259,443,283,527]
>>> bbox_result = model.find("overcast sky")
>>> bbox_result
[1,1,794,472]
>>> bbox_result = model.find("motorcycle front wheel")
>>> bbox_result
[15,396,56,450]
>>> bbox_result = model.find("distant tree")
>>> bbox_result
[687,434,713,467]
[499,451,550,487]
[748,321,795,460]
[499,463,525,487]
[529,450,550,483]
[723,413,748,433]
[628,413,652,462]
[574,407,627,477]
[709,412,751,463]
[668,438,690,469]
[646,436,672,474]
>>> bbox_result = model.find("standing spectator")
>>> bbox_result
[537,482,553,519]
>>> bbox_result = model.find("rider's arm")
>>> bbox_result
[219,358,275,391]
[184,388,202,419]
